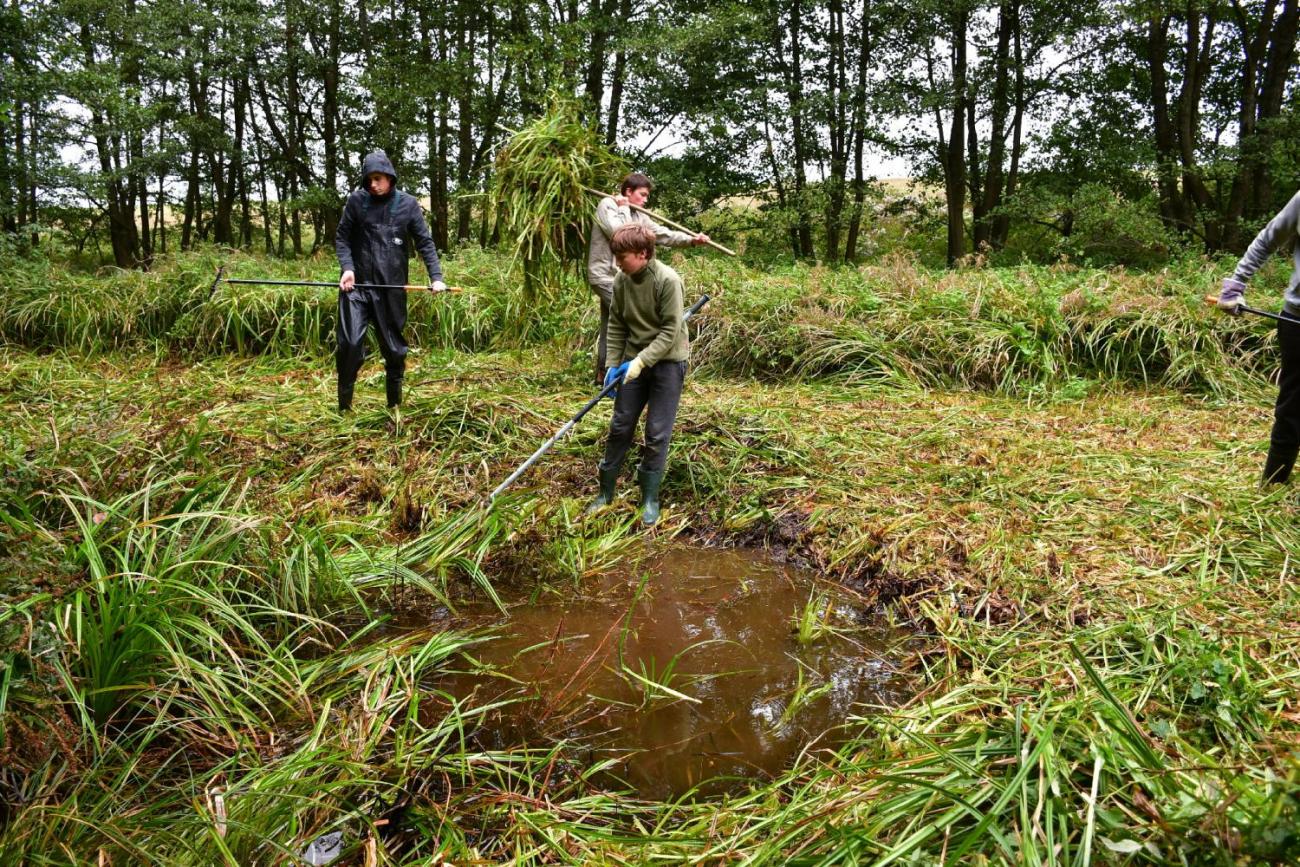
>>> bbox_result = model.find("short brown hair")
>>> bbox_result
[620,172,654,196]
[610,224,656,258]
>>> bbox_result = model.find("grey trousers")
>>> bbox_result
[591,282,614,386]
[600,360,687,473]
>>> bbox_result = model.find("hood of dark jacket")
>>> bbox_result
[358,151,398,189]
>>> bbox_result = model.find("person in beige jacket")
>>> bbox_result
[586,172,709,385]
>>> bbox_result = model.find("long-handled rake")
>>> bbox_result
[216,274,465,293]
[488,294,711,503]
[1203,293,1300,326]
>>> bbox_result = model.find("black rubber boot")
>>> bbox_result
[586,463,621,513]
[338,382,354,413]
[386,376,402,409]
[1262,443,1299,485]
[638,468,665,526]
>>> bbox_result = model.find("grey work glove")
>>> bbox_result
[1218,278,1246,314]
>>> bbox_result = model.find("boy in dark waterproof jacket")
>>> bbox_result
[588,224,690,526]
[334,150,444,412]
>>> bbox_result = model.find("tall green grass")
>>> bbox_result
[0,248,1278,396]
[1,471,517,863]
[685,254,1275,397]
[0,248,570,356]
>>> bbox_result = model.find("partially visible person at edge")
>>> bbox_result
[586,172,709,386]
[587,224,690,526]
[1218,190,1300,483]
[334,150,445,412]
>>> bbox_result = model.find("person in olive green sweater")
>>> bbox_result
[588,224,689,525]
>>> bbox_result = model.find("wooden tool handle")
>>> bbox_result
[1203,294,1220,307]
[406,284,464,293]
[584,187,738,257]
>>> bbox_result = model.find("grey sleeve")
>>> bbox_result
[644,215,695,248]
[1233,192,1300,285]
[595,197,633,240]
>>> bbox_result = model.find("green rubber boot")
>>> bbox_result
[638,468,665,526]
[586,464,620,513]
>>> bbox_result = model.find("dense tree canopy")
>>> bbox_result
[1,0,1297,267]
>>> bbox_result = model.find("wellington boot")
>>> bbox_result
[638,468,665,526]
[1262,443,1299,485]
[338,383,354,413]
[386,377,403,409]
[586,464,621,514]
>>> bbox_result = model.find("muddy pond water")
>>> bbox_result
[424,547,910,800]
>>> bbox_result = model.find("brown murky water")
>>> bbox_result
[426,547,910,799]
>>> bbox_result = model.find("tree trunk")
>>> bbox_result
[82,24,139,268]
[456,7,475,243]
[1223,0,1299,249]
[1147,14,1188,233]
[1175,7,1217,246]
[583,0,620,126]
[0,101,15,234]
[788,0,813,258]
[945,5,968,266]
[157,171,167,254]
[843,0,872,262]
[25,98,38,246]
[287,0,304,256]
[321,0,342,244]
[134,130,152,265]
[239,97,253,250]
[605,0,631,146]
[255,132,274,254]
[212,70,244,246]
[991,8,1023,249]
[761,110,797,255]
[823,0,849,262]
[973,0,1013,252]
[182,142,200,250]
[964,79,981,248]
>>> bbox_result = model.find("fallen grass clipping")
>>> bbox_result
[1,248,1298,863]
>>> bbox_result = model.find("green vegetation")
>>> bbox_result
[2,248,1299,863]
[1,247,1286,397]
[492,99,628,304]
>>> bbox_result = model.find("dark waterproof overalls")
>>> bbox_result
[334,151,442,410]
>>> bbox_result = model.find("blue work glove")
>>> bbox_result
[1218,278,1246,314]
[602,361,631,398]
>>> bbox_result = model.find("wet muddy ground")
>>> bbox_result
[415,547,912,799]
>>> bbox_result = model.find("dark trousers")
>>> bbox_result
[1267,316,1300,481]
[592,284,613,386]
[601,360,687,473]
[336,287,408,403]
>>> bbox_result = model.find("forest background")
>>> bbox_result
[2,0,1298,272]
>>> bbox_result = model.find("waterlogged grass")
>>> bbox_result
[683,253,1283,397]
[0,247,559,356]
[0,247,1291,396]
[1,251,1299,862]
